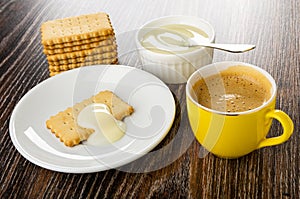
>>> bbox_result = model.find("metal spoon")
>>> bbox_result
[187,42,256,53]
[157,36,256,53]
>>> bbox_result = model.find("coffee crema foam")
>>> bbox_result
[192,65,272,112]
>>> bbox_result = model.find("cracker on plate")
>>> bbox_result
[46,90,134,147]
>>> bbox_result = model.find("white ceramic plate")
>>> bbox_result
[9,65,176,173]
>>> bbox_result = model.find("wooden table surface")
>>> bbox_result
[1,0,299,198]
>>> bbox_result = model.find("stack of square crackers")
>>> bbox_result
[41,12,118,76]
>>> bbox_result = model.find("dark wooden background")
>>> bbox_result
[0,0,299,198]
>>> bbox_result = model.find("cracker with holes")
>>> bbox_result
[41,12,114,46]
[48,58,118,76]
[46,90,134,147]
[40,12,118,76]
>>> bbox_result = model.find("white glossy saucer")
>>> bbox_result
[9,65,176,173]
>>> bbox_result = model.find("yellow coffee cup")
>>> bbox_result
[186,61,294,158]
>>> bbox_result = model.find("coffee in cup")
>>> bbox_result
[186,61,294,158]
[192,65,272,113]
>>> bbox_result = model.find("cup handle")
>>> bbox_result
[257,110,294,149]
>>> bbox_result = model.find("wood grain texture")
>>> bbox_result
[0,0,299,198]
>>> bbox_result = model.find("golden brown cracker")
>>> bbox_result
[41,12,114,45]
[49,71,61,76]
[48,58,118,75]
[93,90,134,121]
[46,46,117,62]
[43,35,115,50]
[47,51,118,66]
[48,57,118,72]
[46,90,134,147]
[43,38,116,55]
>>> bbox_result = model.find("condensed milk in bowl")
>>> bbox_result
[136,15,215,84]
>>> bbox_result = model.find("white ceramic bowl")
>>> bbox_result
[136,16,215,84]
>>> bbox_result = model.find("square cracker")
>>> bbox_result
[46,50,117,65]
[43,34,115,50]
[41,12,113,45]
[48,57,118,76]
[46,46,117,62]
[46,90,134,147]
[43,37,116,55]
[47,51,118,66]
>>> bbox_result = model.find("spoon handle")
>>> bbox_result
[190,43,256,53]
